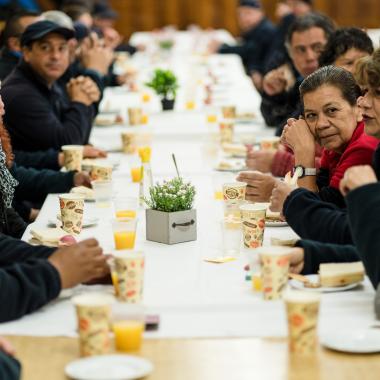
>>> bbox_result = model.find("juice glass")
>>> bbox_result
[112,303,145,351]
[91,180,113,208]
[112,218,138,250]
[129,156,143,183]
[138,146,152,163]
[114,197,138,219]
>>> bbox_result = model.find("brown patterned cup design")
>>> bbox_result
[260,137,281,151]
[113,251,145,303]
[62,145,83,172]
[257,246,292,300]
[121,132,137,154]
[72,293,114,357]
[219,120,234,143]
[284,291,321,354]
[221,106,236,119]
[223,182,247,203]
[59,193,84,235]
[90,165,113,181]
[128,108,143,126]
[240,204,267,249]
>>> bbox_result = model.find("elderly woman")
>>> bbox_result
[246,27,373,179]
[275,51,380,289]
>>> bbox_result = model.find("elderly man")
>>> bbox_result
[208,0,275,80]
[2,20,100,151]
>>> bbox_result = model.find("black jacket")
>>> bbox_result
[0,233,60,323]
[347,182,380,289]
[0,351,20,380]
[0,47,19,81]
[14,149,60,171]
[283,143,380,244]
[2,61,95,151]
[219,18,276,74]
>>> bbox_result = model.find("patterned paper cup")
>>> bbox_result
[62,145,83,172]
[240,203,267,248]
[113,251,145,303]
[219,120,235,143]
[221,105,237,119]
[72,293,114,357]
[223,182,247,203]
[257,246,292,300]
[260,137,281,151]
[128,108,143,126]
[284,291,321,354]
[59,193,84,235]
[121,132,137,154]
[90,165,113,181]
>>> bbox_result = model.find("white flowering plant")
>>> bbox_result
[144,177,196,213]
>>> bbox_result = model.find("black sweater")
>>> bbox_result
[14,149,60,171]
[0,234,61,322]
[2,61,94,151]
[347,182,380,289]
[0,351,20,380]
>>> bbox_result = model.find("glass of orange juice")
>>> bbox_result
[137,146,152,164]
[112,303,145,352]
[129,156,143,183]
[114,197,138,219]
[112,218,138,250]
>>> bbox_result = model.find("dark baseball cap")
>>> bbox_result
[20,20,75,46]
[239,0,261,8]
[93,2,118,20]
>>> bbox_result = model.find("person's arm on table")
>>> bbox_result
[0,337,20,380]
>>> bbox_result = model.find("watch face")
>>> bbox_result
[294,166,304,178]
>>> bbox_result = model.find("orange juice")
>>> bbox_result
[142,93,151,103]
[111,272,119,296]
[138,146,152,163]
[141,114,149,124]
[214,191,223,200]
[186,101,195,110]
[131,167,143,182]
[252,273,262,291]
[114,231,136,250]
[116,210,137,218]
[113,320,144,351]
[207,114,217,123]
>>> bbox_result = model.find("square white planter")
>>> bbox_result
[146,209,197,245]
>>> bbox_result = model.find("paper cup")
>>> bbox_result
[62,145,83,171]
[240,204,267,249]
[90,165,113,181]
[72,293,114,357]
[221,106,236,119]
[219,120,234,143]
[260,137,280,151]
[284,291,321,354]
[59,193,84,235]
[128,108,143,126]
[113,251,145,303]
[121,132,137,154]
[223,182,247,203]
[257,246,292,300]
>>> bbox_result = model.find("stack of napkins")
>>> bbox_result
[30,227,71,247]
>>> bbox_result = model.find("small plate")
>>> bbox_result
[265,220,288,227]
[320,329,380,354]
[289,274,362,293]
[48,217,99,228]
[214,160,246,172]
[65,354,154,380]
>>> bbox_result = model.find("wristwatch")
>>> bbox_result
[293,165,317,179]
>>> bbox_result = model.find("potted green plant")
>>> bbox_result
[145,69,179,111]
[144,177,196,244]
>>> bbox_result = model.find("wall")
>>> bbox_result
[109,0,380,39]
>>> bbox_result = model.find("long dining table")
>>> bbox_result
[2,30,380,379]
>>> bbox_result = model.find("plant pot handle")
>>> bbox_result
[172,220,195,228]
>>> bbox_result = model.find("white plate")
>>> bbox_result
[48,217,99,228]
[320,329,380,353]
[65,354,153,380]
[289,274,362,293]
[265,220,288,227]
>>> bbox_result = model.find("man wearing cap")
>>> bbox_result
[0,11,40,80]
[1,20,100,151]
[208,0,276,78]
